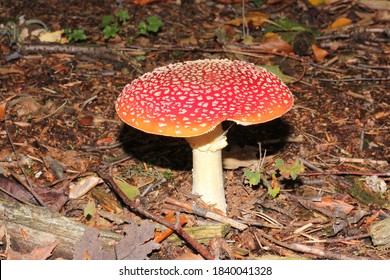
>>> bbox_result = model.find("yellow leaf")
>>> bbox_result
[39,30,64,43]
[264,32,278,38]
[308,0,324,6]
[312,44,329,63]
[226,12,269,27]
[330,17,352,29]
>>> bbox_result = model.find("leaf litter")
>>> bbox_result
[0,0,389,260]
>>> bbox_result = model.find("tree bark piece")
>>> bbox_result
[0,198,122,259]
[370,217,390,247]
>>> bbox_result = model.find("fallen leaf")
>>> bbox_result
[114,177,141,201]
[8,241,59,260]
[254,37,294,53]
[312,44,329,63]
[313,196,354,214]
[115,221,160,260]
[9,96,42,117]
[225,11,269,27]
[0,101,6,121]
[260,65,297,83]
[330,17,352,29]
[69,176,104,199]
[39,30,64,43]
[0,176,39,205]
[73,227,115,260]
[174,252,205,260]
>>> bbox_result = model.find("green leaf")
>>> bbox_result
[138,21,148,35]
[259,65,297,84]
[83,199,96,219]
[66,29,87,42]
[103,23,119,39]
[267,173,280,198]
[274,158,284,169]
[102,15,115,28]
[135,55,146,61]
[116,9,130,24]
[275,159,304,180]
[146,16,163,33]
[244,170,261,186]
[114,177,141,201]
[263,17,318,43]
[252,0,264,7]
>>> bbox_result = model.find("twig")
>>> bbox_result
[164,197,248,231]
[255,229,370,260]
[300,171,390,177]
[297,157,354,193]
[97,171,214,260]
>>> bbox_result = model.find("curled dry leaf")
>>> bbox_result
[312,44,329,63]
[69,176,104,199]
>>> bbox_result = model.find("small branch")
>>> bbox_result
[300,171,390,177]
[255,230,370,260]
[98,172,214,260]
[164,197,248,231]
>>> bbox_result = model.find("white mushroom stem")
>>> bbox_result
[186,124,228,213]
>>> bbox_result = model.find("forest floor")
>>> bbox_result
[0,0,389,260]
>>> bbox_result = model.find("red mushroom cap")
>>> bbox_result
[116,59,294,137]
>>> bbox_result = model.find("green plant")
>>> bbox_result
[138,16,163,35]
[274,158,304,180]
[65,28,87,42]
[101,9,129,40]
[243,158,304,198]
[116,9,130,24]
[263,17,319,43]
[252,0,264,7]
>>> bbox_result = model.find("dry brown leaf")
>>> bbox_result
[0,101,6,121]
[7,241,59,260]
[174,252,205,260]
[255,37,294,53]
[313,196,354,214]
[115,220,160,260]
[0,176,39,205]
[312,44,329,63]
[73,227,115,260]
[225,12,269,28]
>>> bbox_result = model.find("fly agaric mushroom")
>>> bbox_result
[116,59,294,213]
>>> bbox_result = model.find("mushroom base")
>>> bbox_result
[192,148,227,213]
[187,124,228,213]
